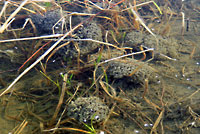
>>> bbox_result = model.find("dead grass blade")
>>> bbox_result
[100,48,154,64]
[49,73,67,126]
[52,76,81,134]
[0,1,9,19]
[0,34,64,43]
[150,109,165,134]
[0,0,29,33]
[45,41,71,65]
[14,119,28,134]
[129,3,156,38]
[143,96,161,110]
[0,22,83,97]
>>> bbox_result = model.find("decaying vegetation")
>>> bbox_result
[0,0,200,134]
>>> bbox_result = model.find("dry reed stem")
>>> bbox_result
[0,0,59,34]
[0,34,64,43]
[82,70,103,96]
[159,53,177,61]
[51,38,127,50]
[122,1,156,12]
[116,106,147,134]
[14,119,28,134]
[87,0,104,10]
[143,96,161,110]
[139,45,147,61]
[101,48,154,64]
[160,81,166,107]
[129,3,156,38]
[99,76,151,132]
[132,0,140,30]
[0,0,29,33]
[150,109,164,134]
[103,102,116,127]
[6,18,30,32]
[142,79,149,98]
[179,88,200,102]
[91,48,154,90]
[52,78,81,134]
[99,80,116,99]
[31,1,47,11]
[181,12,185,36]
[100,79,137,109]
[32,0,54,2]
[190,45,196,59]
[189,41,197,59]
[18,41,51,72]
[128,63,146,77]
[49,74,67,126]
[43,127,91,134]
[182,64,186,77]
[28,108,45,122]
[0,22,83,97]
[65,11,112,21]
[74,42,81,69]
[9,1,36,14]
[0,1,9,19]
[45,41,71,65]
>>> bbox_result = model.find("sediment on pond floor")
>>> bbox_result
[0,0,200,134]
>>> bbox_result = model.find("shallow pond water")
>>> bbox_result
[0,0,200,134]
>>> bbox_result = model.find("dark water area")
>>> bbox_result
[0,0,200,134]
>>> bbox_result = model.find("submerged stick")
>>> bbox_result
[0,23,83,97]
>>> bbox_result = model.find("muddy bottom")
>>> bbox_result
[0,0,200,134]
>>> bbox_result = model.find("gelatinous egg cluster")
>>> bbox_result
[67,96,109,124]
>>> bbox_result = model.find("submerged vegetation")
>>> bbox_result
[0,0,200,134]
